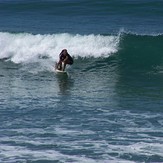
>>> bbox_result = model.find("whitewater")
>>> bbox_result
[0,32,119,64]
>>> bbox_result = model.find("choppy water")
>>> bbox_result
[0,0,163,162]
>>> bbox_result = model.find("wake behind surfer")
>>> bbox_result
[56,49,73,71]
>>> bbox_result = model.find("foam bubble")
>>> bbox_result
[0,32,120,64]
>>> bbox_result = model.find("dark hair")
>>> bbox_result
[62,49,67,52]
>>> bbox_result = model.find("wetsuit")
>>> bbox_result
[59,52,73,65]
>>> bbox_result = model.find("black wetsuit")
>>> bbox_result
[59,52,73,65]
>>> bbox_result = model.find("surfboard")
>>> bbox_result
[54,62,68,75]
[55,69,67,74]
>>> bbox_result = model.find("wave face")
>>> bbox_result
[117,33,163,72]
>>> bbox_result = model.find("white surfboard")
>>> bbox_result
[55,69,68,76]
[55,69,67,73]
[55,62,68,75]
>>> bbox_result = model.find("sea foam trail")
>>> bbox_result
[0,32,120,64]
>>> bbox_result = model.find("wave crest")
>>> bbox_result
[0,32,120,64]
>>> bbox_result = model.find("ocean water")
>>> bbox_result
[0,0,163,162]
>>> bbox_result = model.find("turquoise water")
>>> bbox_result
[0,0,163,162]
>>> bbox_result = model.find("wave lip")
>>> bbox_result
[67,33,120,58]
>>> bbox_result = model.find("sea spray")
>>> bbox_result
[0,32,120,64]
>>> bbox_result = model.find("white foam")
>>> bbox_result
[0,32,120,64]
[0,144,106,163]
[107,142,163,157]
[0,144,135,163]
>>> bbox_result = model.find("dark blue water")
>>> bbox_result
[0,0,163,34]
[0,0,163,162]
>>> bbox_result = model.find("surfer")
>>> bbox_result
[56,49,73,71]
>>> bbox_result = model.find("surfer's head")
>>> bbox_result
[61,49,67,55]
[62,49,67,52]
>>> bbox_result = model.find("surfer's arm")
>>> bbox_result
[63,55,68,62]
